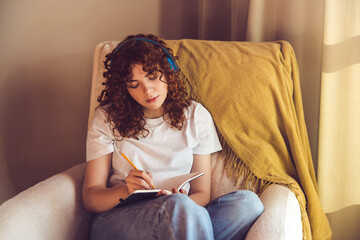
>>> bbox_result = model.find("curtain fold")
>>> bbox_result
[317,0,360,213]
[197,0,250,40]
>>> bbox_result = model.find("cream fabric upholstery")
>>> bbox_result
[0,164,93,240]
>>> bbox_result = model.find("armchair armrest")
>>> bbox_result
[211,152,302,239]
[0,163,93,240]
[245,184,302,240]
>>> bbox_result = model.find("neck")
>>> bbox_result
[144,107,164,119]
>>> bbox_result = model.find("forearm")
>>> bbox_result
[82,185,129,213]
[189,154,212,207]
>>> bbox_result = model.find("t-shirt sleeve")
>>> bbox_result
[193,103,222,154]
[86,107,115,161]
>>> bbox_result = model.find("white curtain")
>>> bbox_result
[317,0,360,213]
[198,0,360,238]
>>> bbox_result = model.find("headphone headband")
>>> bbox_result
[110,37,178,71]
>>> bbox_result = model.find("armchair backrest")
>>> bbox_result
[89,41,118,126]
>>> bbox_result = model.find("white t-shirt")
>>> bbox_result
[86,101,222,192]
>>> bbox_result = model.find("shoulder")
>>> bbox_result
[88,104,112,132]
[92,105,109,121]
[187,101,222,154]
[185,101,213,119]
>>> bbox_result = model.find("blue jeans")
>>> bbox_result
[90,190,264,240]
[205,190,264,240]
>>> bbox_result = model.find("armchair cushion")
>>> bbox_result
[246,184,302,240]
[0,163,92,240]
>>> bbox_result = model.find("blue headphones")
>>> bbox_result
[110,37,179,71]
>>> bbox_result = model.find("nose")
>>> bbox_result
[143,80,154,95]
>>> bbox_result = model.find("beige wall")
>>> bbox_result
[1,1,357,238]
[0,0,201,203]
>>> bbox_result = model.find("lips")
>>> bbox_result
[146,96,158,103]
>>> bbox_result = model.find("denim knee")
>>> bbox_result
[163,193,192,206]
[230,190,264,219]
[206,190,264,240]
[162,194,205,215]
[159,194,214,239]
[207,190,264,222]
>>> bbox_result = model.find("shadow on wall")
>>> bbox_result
[158,0,200,39]
[0,54,90,194]
[158,0,249,41]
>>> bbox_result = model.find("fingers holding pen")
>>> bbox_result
[126,169,155,193]
[126,170,149,193]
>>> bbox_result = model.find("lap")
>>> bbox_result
[90,194,213,240]
[90,191,263,240]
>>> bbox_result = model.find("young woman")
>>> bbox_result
[82,34,264,240]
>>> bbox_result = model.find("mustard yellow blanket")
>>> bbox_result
[166,39,331,240]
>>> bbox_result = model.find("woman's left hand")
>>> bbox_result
[156,188,187,197]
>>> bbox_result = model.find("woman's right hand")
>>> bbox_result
[125,169,155,194]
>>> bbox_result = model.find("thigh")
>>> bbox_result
[90,198,158,240]
[206,190,264,240]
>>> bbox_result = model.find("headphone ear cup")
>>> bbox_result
[166,57,174,70]
[166,57,175,70]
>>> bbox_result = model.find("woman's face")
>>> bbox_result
[127,64,168,119]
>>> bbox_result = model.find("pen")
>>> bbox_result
[120,152,156,189]
[120,152,138,170]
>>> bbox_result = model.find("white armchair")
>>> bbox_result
[0,40,303,240]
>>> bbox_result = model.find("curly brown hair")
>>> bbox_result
[98,34,191,140]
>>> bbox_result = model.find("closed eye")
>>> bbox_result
[127,80,139,89]
[148,73,159,81]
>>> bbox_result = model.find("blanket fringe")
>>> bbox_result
[219,133,311,239]
[218,133,274,195]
